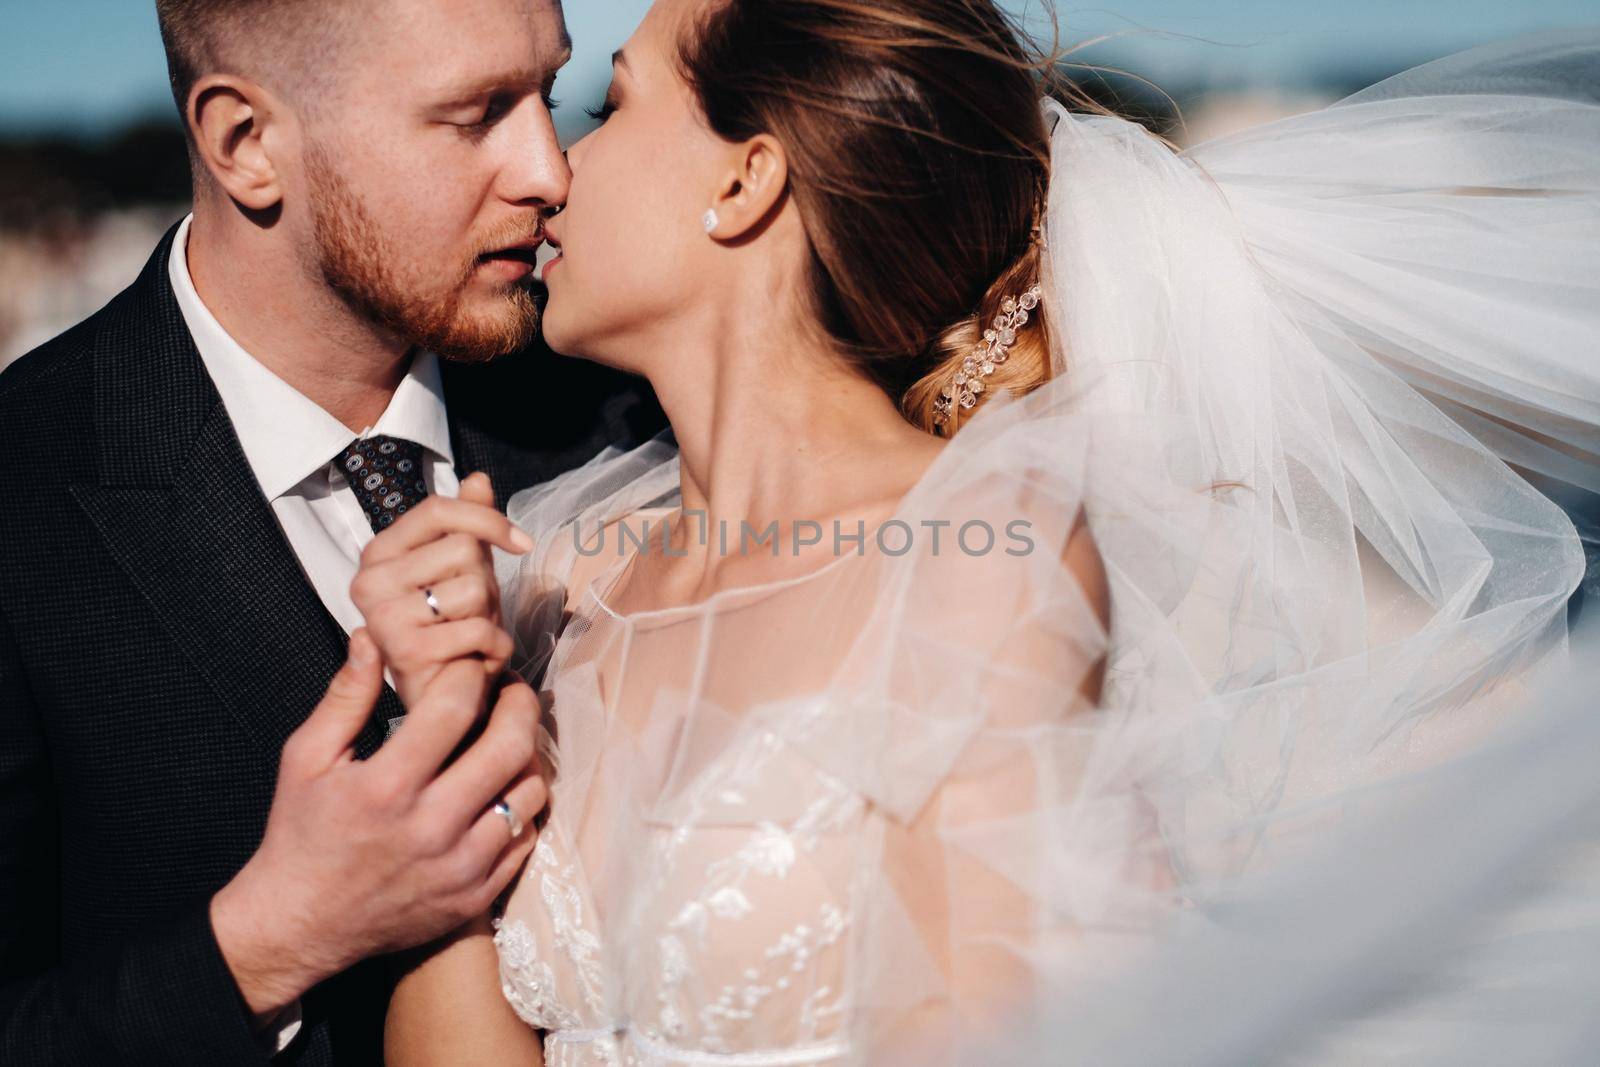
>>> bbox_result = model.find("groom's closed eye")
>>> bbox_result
[463,93,518,132]
[430,52,571,132]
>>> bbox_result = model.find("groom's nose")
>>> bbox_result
[494,99,573,210]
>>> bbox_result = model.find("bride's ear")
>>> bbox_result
[189,74,291,214]
[706,134,789,241]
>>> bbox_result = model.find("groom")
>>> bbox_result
[0,0,656,1063]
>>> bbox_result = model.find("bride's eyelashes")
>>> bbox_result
[585,92,620,124]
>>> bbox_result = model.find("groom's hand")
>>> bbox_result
[209,630,547,1022]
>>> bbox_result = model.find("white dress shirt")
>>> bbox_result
[169,215,460,636]
[168,215,459,1055]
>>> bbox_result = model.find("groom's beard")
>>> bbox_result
[306,148,544,363]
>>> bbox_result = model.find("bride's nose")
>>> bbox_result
[564,128,602,173]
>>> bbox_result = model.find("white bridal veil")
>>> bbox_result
[990,29,1600,1061]
[1036,25,1596,880]
[494,29,1599,1065]
[997,631,1600,1066]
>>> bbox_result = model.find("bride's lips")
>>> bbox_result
[541,227,564,282]
[477,234,545,282]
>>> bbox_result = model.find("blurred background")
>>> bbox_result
[2,0,1597,369]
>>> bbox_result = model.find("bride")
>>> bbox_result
[358,0,1599,1062]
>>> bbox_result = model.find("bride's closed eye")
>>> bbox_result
[585,92,619,123]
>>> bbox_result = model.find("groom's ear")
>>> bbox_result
[188,74,291,213]
[710,134,789,240]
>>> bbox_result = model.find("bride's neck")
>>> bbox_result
[646,302,942,538]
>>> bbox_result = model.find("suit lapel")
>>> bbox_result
[70,230,395,763]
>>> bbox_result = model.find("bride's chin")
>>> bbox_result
[537,301,583,357]
[539,314,613,369]
[539,294,652,375]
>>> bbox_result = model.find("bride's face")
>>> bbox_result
[539,0,728,367]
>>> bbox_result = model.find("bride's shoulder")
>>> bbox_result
[881,424,1110,700]
[904,502,1107,634]
[902,412,1103,601]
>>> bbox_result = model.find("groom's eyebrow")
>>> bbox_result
[434,42,574,104]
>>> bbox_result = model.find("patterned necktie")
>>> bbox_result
[336,435,431,533]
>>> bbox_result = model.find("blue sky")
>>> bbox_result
[2,1,1595,140]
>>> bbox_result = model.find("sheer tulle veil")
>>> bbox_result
[1038,23,1595,792]
[496,28,1599,1062]
[986,28,1600,1056]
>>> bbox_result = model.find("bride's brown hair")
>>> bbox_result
[680,0,1114,435]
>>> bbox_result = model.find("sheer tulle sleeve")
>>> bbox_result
[770,408,1179,1062]
[498,433,681,682]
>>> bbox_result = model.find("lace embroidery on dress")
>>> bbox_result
[494,911,581,1032]
[637,722,864,1053]
[539,839,611,1019]
[494,834,609,1032]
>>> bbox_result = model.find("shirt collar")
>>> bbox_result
[370,347,453,476]
[168,215,454,500]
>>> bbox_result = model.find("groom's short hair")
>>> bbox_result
[155,0,349,122]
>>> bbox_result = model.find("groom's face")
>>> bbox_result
[297,0,572,361]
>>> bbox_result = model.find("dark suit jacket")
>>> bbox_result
[0,227,662,1065]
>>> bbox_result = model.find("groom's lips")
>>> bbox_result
[477,236,545,281]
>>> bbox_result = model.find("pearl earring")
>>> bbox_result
[702,208,719,235]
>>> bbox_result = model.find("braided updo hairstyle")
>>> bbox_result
[680,0,1107,435]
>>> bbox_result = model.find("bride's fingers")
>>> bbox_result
[360,491,530,567]
[353,533,492,608]
[458,471,495,509]
[388,618,514,679]
[383,573,498,628]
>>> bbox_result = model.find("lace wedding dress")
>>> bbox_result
[492,432,1154,1067]
[488,32,1599,1067]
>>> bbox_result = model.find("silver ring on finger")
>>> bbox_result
[424,587,443,619]
[493,798,524,838]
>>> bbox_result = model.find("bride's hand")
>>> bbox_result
[350,472,534,709]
